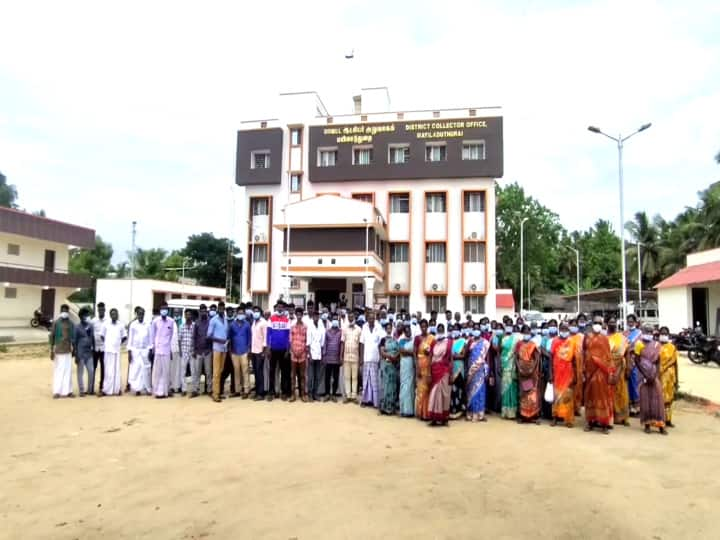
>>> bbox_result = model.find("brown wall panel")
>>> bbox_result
[235,128,284,186]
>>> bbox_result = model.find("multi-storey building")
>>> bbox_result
[235,88,503,318]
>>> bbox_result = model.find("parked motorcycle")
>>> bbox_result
[672,328,698,351]
[30,309,52,330]
[687,334,720,366]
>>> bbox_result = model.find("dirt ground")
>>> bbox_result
[2,346,720,540]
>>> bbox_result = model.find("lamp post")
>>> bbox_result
[248,219,254,302]
[588,122,651,323]
[567,245,580,314]
[637,241,643,309]
[129,221,136,322]
[519,217,529,315]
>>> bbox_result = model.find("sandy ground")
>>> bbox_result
[2,346,720,540]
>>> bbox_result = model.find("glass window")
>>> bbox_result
[290,128,302,145]
[4,287,17,299]
[425,143,447,162]
[7,243,20,256]
[390,194,409,213]
[425,243,446,263]
[390,243,409,263]
[290,174,301,193]
[251,198,269,216]
[425,193,446,213]
[252,245,268,263]
[352,146,374,165]
[463,191,486,212]
[462,141,486,160]
[463,243,485,263]
[352,193,373,204]
[388,295,409,312]
[464,296,485,314]
[290,294,305,308]
[318,148,338,167]
[251,293,268,310]
[251,151,270,169]
[388,144,410,164]
[426,295,446,313]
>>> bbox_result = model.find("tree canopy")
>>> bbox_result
[0,172,18,208]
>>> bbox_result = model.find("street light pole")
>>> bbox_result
[567,246,580,314]
[129,221,136,321]
[588,122,651,323]
[637,242,643,308]
[519,217,529,315]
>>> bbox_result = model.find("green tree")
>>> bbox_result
[0,172,18,208]
[133,247,170,279]
[576,219,621,289]
[182,233,240,289]
[68,235,114,302]
[625,211,663,288]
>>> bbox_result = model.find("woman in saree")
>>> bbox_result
[607,317,630,426]
[658,326,678,427]
[514,325,542,424]
[449,326,468,420]
[414,319,434,421]
[398,324,416,417]
[583,316,615,434]
[632,325,668,435]
[624,314,642,416]
[428,323,453,426]
[550,322,577,427]
[499,322,519,419]
[379,322,400,415]
[466,329,490,422]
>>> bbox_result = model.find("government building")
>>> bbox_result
[235,88,503,318]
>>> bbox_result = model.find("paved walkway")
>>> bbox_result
[678,353,720,403]
[0,327,49,345]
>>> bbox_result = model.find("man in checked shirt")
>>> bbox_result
[177,309,195,397]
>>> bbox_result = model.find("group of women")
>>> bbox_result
[371,313,679,434]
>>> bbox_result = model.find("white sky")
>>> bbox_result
[1,0,719,262]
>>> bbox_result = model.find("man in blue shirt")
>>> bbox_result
[207,301,229,403]
[229,309,252,398]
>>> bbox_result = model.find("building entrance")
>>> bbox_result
[310,278,346,313]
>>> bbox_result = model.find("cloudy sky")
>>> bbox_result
[1,0,719,262]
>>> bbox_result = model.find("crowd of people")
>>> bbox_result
[49,300,679,434]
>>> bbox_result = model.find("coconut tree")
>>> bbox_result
[625,211,663,287]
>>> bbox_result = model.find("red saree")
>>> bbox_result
[583,334,615,427]
[515,340,540,420]
[428,338,452,422]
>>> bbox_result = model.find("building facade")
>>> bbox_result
[236,89,503,318]
[0,206,94,327]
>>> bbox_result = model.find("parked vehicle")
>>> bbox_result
[672,328,700,351]
[687,334,720,366]
[30,309,52,330]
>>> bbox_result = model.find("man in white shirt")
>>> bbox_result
[100,308,127,396]
[359,311,383,408]
[91,302,107,395]
[127,307,152,395]
[306,311,325,401]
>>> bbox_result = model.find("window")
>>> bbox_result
[251,198,269,216]
[252,245,268,263]
[388,144,410,164]
[390,243,409,263]
[389,193,409,213]
[290,128,302,145]
[352,146,374,165]
[7,243,20,256]
[425,243,446,263]
[425,143,447,162]
[290,294,305,308]
[4,287,17,299]
[318,148,337,167]
[426,295,446,313]
[388,295,409,312]
[464,296,485,315]
[464,243,485,263]
[290,174,301,193]
[251,150,270,169]
[462,141,486,160]
[463,191,486,212]
[425,193,446,213]
[251,293,269,309]
[352,193,373,204]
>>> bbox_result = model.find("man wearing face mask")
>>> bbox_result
[322,316,344,402]
[228,308,252,398]
[127,307,152,396]
[207,302,229,402]
[360,311,384,408]
[192,304,212,396]
[307,311,326,401]
[73,307,95,397]
[100,308,127,396]
[92,302,107,394]
[50,304,76,398]
[250,305,268,400]
[341,312,362,403]
[266,302,291,400]
[583,316,614,434]
[150,302,179,399]
[176,309,195,397]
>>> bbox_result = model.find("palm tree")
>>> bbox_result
[696,182,720,250]
[625,211,663,287]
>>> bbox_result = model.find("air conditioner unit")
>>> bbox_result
[393,283,401,291]
[470,283,478,291]
[253,233,267,242]
[432,283,439,291]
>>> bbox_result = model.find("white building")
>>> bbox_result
[96,278,226,323]
[236,88,503,318]
[0,206,94,327]
[656,247,720,335]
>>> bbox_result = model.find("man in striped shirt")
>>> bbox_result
[289,307,308,402]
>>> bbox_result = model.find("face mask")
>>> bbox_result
[592,323,602,333]
[549,327,558,335]
[252,312,260,320]
[429,326,437,335]
[411,318,417,325]
[331,320,339,328]
[436,332,445,339]
[541,328,549,336]
[505,326,513,334]
[522,334,531,342]
[531,328,539,336]
[379,319,388,327]
[472,330,481,338]
[659,335,670,343]
[641,333,653,342]
[160,309,169,317]
[628,323,636,329]
[321,313,328,320]
[569,326,579,334]
[237,314,246,321]
[578,322,587,329]
[209,310,217,318]
[495,329,504,336]
[245,309,253,317]
[388,314,395,321]
[559,331,569,339]
[60,312,69,319]
[358,317,365,324]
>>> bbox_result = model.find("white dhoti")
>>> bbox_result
[128,349,150,393]
[152,353,171,396]
[102,352,122,395]
[52,353,73,396]
[169,352,186,391]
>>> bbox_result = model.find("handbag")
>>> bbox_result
[544,382,554,403]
